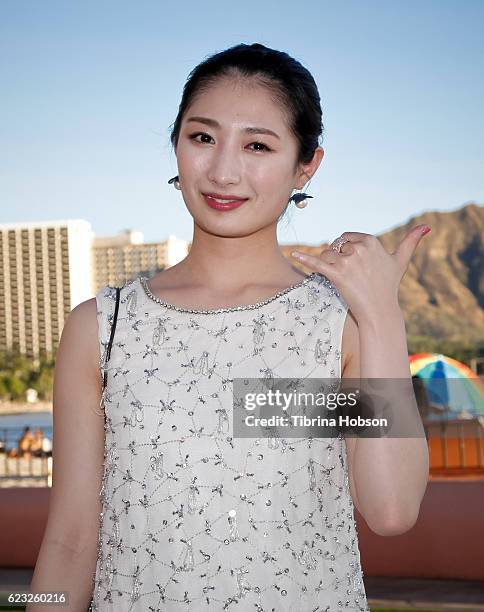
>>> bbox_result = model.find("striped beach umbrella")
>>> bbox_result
[409,353,484,416]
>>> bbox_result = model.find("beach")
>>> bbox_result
[0,401,52,416]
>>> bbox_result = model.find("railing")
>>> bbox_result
[424,417,484,474]
[0,428,52,486]
[0,453,52,486]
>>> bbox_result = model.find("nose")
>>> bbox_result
[207,143,241,187]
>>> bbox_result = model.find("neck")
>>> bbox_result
[177,223,303,291]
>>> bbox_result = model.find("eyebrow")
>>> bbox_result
[186,116,280,140]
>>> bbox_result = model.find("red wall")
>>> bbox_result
[1,487,50,567]
[1,479,483,580]
[355,478,484,581]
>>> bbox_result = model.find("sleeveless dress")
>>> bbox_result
[89,271,369,612]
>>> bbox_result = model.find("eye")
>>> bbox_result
[248,141,272,152]
[188,132,272,153]
[189,132,213,145]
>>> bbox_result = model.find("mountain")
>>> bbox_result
[281,202,484,344]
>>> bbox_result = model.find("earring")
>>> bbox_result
[288,192,313,209]
[168,175,181,190]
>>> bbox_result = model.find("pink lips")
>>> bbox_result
[203,194,248,211]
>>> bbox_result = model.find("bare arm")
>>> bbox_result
[341,307,429,536]
[27,297,105,610]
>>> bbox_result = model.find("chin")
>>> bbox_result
[198,216,265,238]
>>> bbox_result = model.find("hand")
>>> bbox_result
[291,224,432,325]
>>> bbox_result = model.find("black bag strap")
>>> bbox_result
[102,286,121,391]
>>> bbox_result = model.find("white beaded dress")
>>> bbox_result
[89,271,369,612]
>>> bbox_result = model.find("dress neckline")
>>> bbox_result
[138,272,317,315]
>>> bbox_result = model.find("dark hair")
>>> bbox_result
[169,43,324,171]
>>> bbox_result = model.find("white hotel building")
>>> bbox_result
[0,220,188,358]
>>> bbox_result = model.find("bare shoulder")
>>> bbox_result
[67,296,98,323]
[341,308,360,377]
[62,296,98,324]
[57,297,100,379]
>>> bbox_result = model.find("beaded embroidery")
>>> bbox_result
[89,272,369,611]
[138,272,318,314]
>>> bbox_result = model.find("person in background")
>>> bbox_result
[28,428,53,457]
[30,428,44,456]
[41,431,53,456]
[17,425,35,458]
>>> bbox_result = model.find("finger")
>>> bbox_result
[322,243,355,258]
[338,242,355,256]
[329,233,366,255]
[291,250,341,281]
[333,232,371,244]
[394,224,431,270]
[318,248,340,264]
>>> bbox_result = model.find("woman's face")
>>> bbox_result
[175,77,312,237]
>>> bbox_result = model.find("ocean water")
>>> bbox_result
[0,412,52,451]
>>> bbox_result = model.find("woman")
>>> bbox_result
[17,425,35,458]
[29,42,429,611]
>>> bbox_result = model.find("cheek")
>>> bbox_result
[176,147,201,178]
[247,157,291,189]
[253,160,294,197]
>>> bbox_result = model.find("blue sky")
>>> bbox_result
[2,0,483,245]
